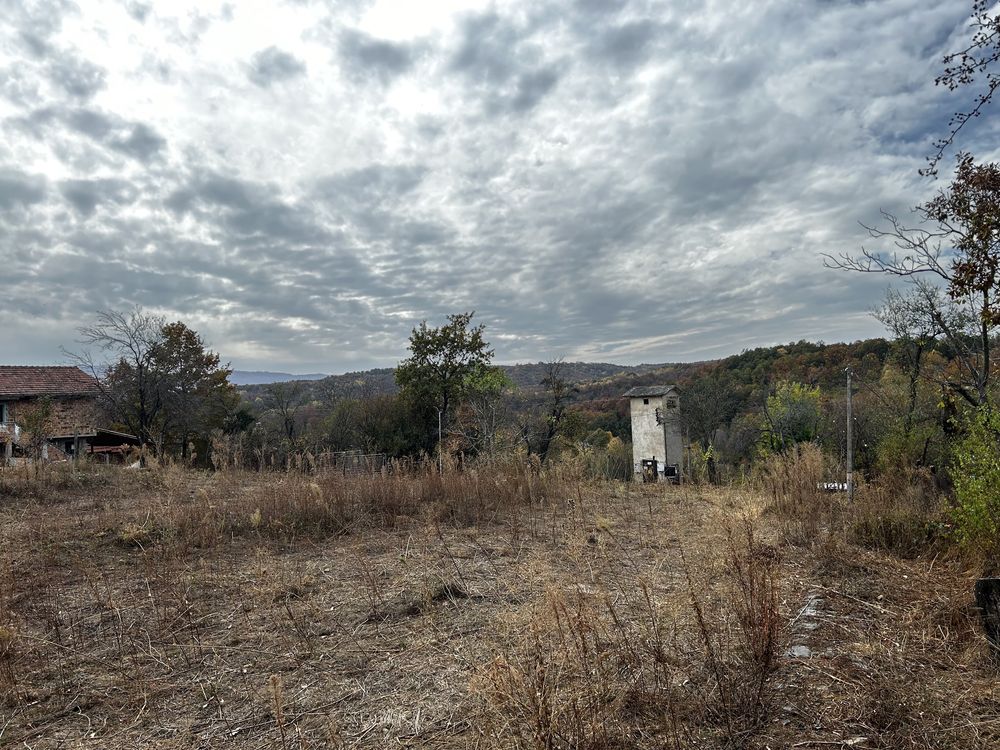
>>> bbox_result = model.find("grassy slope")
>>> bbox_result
[0,466,992,749]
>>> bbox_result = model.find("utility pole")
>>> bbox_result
[846,368,854,502]
[437,408,443,474]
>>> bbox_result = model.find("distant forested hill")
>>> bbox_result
[231,371,327,386]
[234,338,914,469]
[238,361,673,400]
[236,342,898,403]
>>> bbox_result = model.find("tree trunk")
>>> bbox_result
[980,289,990,407]
[975,578,1000,655]
[905,343,924,438]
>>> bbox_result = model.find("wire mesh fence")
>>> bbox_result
[314,449,387,475]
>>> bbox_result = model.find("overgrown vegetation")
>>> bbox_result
[1,461,996,748]
[951,408,1000,567]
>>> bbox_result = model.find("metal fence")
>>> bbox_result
[314,450,387,475]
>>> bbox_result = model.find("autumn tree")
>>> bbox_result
[532,360,578,463]
[452,367,515,458]
[154,322,238,458]
[69,308,235,454]
[680,372,741,449]
[18,397,54,473]
[264,381,306,443]
[395,312,497,440]
[760,381,822,453]
[874,285,938,428]
[68,308,167,448]
[925,1,1000,175]
[827,155,1000,408]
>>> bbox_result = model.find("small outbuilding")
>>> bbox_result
[624,385,682,482]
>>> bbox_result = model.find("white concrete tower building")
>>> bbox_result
[624,385,682,482]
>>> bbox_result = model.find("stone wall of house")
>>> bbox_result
[6,395,97,437]
[629,390,683,479]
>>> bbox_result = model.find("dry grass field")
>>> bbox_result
[0,461,997,749]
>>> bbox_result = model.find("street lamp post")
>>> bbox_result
[846,368,854,502]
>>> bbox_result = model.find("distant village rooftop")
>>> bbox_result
[0,366,100,398]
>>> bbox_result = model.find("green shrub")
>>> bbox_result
[848,467,948,558]
[951,408,1000,567]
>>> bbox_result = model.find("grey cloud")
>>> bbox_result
[510,67,559,112]
[126,2,151,22]
[14,107,165,162]
[0,0,979,372]
[62,107,113,138]
[595,21,661,68]
[168,173,330,245]
[162,9,216,49]
[313,164,449,244]
[573,0,626,15]
[248,46,306,87]
[338,29,415,84]
[0,169,46,211]
[19,31,50,57]
[59,178,135,216]
[109,123,166,162]
[3,0,80,56]
[450,12,520,84]
[393,219,452,247]
[20,0,79,31]
[449,10,561,113]
[316,163,427,205]
[0,66,41,106]
[47,57,106,99]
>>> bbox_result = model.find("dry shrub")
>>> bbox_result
[720,519,782,718]
[851,640,968,750]
[426,465,553,526]
[761,443,832,544]
[681,519,782,735]
[117,522,159,548]
[166,474,359,546]
[475,587,675,750]
[0,577,14,696]
[476,519,782,748]
[0,625,14,693]
[158,463,557,548]
[0,462,138,503]
[849,467,949,558]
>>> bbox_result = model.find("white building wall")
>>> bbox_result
[629,388,683,479]
[630,395,666,470]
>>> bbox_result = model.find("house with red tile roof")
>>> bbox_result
[0,366,137,464]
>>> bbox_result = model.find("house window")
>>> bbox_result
[0,403,7,423]
[643,398,649,405]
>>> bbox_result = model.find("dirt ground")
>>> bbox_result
[0,468,997,749]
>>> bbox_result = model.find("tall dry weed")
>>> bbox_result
[476,518,783,748]
[0,563,16,696]
[849,467,947,558]
[761,443,832,544]
[152,462,558,549]
[720,518,782,720]
[475,589,672,750]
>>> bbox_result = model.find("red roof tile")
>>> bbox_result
[0,366,100,398]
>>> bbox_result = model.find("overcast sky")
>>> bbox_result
[1,0,994,373]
